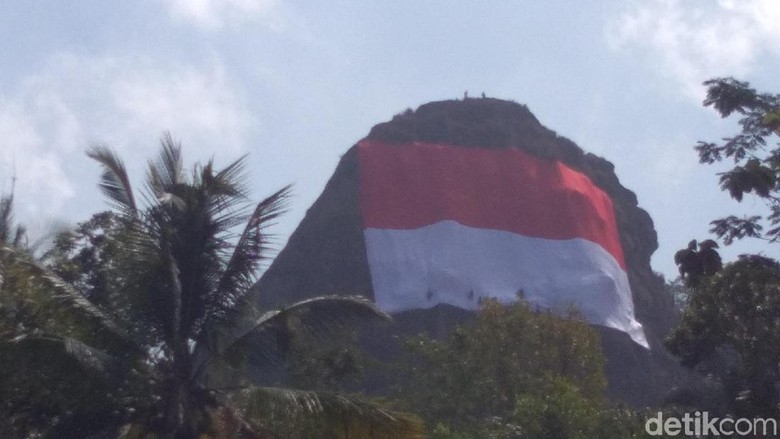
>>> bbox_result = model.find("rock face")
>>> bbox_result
[252,98,684,406]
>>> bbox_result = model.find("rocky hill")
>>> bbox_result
[251,97,686,406]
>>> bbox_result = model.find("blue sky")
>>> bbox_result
[2,0,780,279]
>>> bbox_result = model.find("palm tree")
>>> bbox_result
[0,135,425,438]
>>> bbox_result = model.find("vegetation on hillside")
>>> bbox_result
[391,298,649,438]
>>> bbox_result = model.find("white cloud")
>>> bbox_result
[162,0,287,30]
[607,0,780,99]
[0,53,252,227]
[0,102,74,216]
[107,59,250,154]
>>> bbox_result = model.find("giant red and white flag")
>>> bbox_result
[358,140,648,348]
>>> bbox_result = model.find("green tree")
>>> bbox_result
[666,78,780,418]
[665,276,693,311]
[392,297,642,438]
[0,135,425,438]
[667,255,780,417]
[693,77,780,244]
[42,211,126,306]
[284,327,367,393]
[0,190,130,437]
[673,239,722,288]
[512,377,649,439]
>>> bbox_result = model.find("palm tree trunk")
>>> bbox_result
[165,340,193,438]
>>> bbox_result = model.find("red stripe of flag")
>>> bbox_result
[358,140,626,269]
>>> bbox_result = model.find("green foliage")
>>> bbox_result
[0,336,125,437]
[285,328,367,392]
[513,377,600,439]
[512,377,648,439]
[668,78,780,419]
[0,195,138,437]
[666,255,780,417]
[694,78,780,243]
[0,190,27,250]
[673,239,722,288]
[1,136,424,438]
[43,211,127,306]
[231,387,425,439]
[430,423,474,439]
[391,297,641,437]
[665,276,693,310]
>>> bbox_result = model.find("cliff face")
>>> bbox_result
[251,98,684,405]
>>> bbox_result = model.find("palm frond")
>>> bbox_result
[12,224,27,249]
[144,133,184,208]
[0,192,27,249]
[157,132,183,189]
[229,386,427,438]
[0,245,142,353]
[205,155,250,201]
[194,295,389,379]
[1,335,119,375]
[208,185,292,321]
[202,157,254,238]
[0,193,13,244]
[207,400,279,439]
[87,144,138,216]
[239,295,391,343]
[0,334,131,436]
[115,424,150,439]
